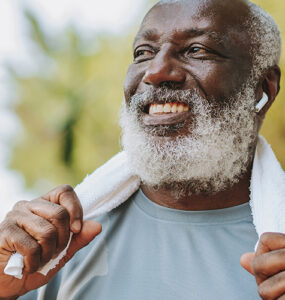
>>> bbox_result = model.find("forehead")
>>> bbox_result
[135,0,250,47]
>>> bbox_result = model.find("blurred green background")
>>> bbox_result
[7,0,285,193]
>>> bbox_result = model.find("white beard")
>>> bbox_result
[120,85,259,195]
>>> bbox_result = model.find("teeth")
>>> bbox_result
[149,103,189,115]
[163,103,171,113]
[177,104,184,113]
[157,104,163,113]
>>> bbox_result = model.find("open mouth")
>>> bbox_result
[143,102,191,126]
[148,102,189,114]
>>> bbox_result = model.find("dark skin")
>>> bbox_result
[0,185,102,299]
[0,0,282,299]
[124,0,280,211]
[125,0,283,299]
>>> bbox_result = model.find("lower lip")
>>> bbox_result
[142,111,191,126]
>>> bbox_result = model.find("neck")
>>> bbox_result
[141,166,252,211]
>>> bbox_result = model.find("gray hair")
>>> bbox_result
[156,0,282,81]
[247,2,281,80]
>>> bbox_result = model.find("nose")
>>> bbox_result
[142,49,186,88]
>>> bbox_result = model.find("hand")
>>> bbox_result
[241,232,285,300]
[0,185,102,299]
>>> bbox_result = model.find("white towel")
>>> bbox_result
[4,136,285,279]
[249,136,285,238]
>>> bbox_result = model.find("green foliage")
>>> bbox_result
[9,11,135,190]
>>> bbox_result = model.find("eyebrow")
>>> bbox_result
[183,28,221,40]
[133,29,160,47]
[133,28,225,48]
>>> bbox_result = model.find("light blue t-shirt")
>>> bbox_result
[20,189,260,299]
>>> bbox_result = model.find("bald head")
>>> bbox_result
[152,0,281,81]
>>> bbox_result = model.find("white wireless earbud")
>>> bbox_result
[255,92,268,113]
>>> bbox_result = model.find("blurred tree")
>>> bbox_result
[8,1,285,192]
[9,9,136,190]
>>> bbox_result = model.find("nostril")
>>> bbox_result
[160,81,182,90]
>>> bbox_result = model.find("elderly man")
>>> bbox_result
[0,0,283,299]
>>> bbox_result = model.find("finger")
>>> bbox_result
[42,185,83,233]
[258,270,285,300]
[256,232,285,256]
[6,209,57,266]
[278,294,285,300]
[253,249,285,281]
[45,220,102,277]
[26,199,70,253]
[0,221,41,273]
[240,252,255,275]
[67,220,102,259]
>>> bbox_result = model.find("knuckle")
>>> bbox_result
[13,200,29,210]
[252,258,259,274]
[0,220,16,235]
[39,225,57,241]
[258,282,273,300]
[28,243,41,257]
[58,184,74,194]
[260,232,271,242]
[252,256,263,275]
[5,210,17,219]
[259,232,273,248]
[6,209,27,221]
[258,284,269,300]
[54,206,70,223]
[15,235,41,256]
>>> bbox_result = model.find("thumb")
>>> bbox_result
[240,252,255,275]
[67,220,102,259]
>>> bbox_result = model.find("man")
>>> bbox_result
[0,0,283,299]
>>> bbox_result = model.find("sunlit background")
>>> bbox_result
[0,0,284,221]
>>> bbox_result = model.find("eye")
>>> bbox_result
[188,47,208,54]
[134,46,155,62]
[184,45,226,61]
[182,44,223,61]
[135,49,153,57]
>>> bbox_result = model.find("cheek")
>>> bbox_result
[191,62,247,99]
[124,64,145,104]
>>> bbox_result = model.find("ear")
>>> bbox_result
[256,65,281,117]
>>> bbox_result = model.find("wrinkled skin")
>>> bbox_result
[241,233,285,300]
[0,0,282,299]
[125,0,253,105]
[0,185,101,299]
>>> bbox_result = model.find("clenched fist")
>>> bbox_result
[241,232,285,300]
[0,185,101,299]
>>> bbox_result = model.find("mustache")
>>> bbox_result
[128,87,206,113]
